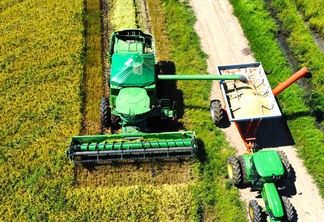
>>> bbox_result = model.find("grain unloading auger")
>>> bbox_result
[66,29,248,162]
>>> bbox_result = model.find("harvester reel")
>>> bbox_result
[276,150,292,178]
[100,97,111,129]
[238,155,249,185]
[210,99,224,126]
[282,196,294,221]
[227,155,242,186]
[248,200,262,222]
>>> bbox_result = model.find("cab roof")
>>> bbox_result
[110,53,155,87]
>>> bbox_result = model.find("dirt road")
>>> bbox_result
[189,0,324,221]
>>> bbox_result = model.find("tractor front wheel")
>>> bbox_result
[282,196,294,221]
[238,155,249,185]
[210,99,223,126]
[100,97,111,129]
[277,150,292,178]
[248,200,262,222]
[227,155,242,186]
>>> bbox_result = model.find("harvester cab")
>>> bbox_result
[227,150,294,221]
[66,29,248,163]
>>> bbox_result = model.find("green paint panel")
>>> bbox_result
[115,88,150,115]
[253,150,284,177]
[262,183,284,219]
[242,154,253,181]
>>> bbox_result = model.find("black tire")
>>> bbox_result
[238,155,249,185]
[248,200,262,222]
[282,196,294,221]
[210,99,223,125]
[100,97,111,129]
[227,155,242,186]
[277,151,292,178]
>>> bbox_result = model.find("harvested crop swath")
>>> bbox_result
[81,0,103,135]
[74,161,194,188]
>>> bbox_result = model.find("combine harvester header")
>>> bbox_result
[66,29,247,162]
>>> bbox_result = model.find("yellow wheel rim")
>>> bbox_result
[249,206,254,220]
[227,163,233,179]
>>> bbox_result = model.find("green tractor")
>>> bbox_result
[66,29,247,162]
[227,150,295,222]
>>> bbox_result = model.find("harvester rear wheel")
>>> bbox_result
[210,99,223,126]
[277,151,292,178]
[227,155,242,186]
[248,200,262,222]
[282,196,294,221]
[238,155,249,185]
[100,97,111,129]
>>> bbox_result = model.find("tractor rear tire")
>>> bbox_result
[100,97,111,129]
[282,196,294,221]
[248,200,262,222]
[238,155,249,185]
[277,151,292,178]
[227,155,242,186]
[210,99,223,126]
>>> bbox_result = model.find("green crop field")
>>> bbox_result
[1,0,323,221]
[294,0,324,36]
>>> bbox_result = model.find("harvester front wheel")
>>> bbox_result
[277,150,292,178]
[248,200,262,222]
[238,155,249,185]
[227,155,242,186]
[210,99,223,126]
[100,97,111,129]
[282,196,294,221]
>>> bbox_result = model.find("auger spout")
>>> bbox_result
[272,67,310,96]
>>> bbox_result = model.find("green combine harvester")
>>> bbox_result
[66,29,247,162]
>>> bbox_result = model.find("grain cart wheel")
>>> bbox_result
[282,196,294,221]
[277,151,292,178]
[210,99,223,126]
[100,97,111,129]
[248,200,262,222]
[227,156,242,186]
[238,155,249,185]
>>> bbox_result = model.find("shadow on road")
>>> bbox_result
[255,117,295,148]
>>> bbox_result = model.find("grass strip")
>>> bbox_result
[229,0,324,198]
[270,0,324,125]
[81,0,103,135]
[293,0,324,37]
[161,0,248,221]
